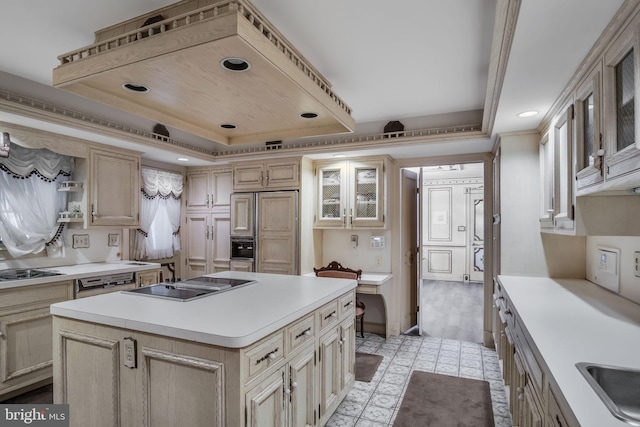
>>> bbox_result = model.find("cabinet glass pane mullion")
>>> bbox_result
[615,49,635,151]
[353,167,377,220]
[320,169,342,221]
[582,92,595,168]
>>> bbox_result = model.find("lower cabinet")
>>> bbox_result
[493,282,578,427]
[136,269,160,287]
[53,289,356,426]
[0,281,73,401]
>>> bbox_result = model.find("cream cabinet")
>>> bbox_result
[136,269,160,287]
[184,212,231,277]
[185,168,232,212]
[315,159,385,229]
[88,148,140,227]
[184,167,233,277]
[575,62,604,190]
[53,288,356,427]
[0,281,73,401]
[233,159,300,191]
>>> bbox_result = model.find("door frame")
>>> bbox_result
[397,152,495,347]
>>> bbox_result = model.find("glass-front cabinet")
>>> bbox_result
[603,20,640,179]
[315,159,385,228]
[575,62,604,190]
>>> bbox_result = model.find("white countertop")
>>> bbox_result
[51,271,357,348]
[303,272,392,286]
[498,275,640,427]
[0,261,160,290]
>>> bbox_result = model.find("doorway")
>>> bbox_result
[408,163,485,343]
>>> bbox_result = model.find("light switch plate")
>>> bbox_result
[370,236,385,248]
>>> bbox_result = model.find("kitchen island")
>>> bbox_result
[50,272,357,427]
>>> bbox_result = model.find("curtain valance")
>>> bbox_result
[0,142,73,181]
[141,168,183,198]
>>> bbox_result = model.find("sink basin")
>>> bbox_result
[576,362,640,425]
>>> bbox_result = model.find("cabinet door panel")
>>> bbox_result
[316,164,348,227]
[318,328,341,416]
[340,319,355,390]
[185,171,210,210]
[233,164,265,191]
[288,347,316,427]
[90,149,139,227]
[553,105,574,231]
[185,213,210,278]
[245,368,286,427]
[211,170,232,211]
[231,193,255,236]
[350,161,384,228]
[0,308,52,386]
[265,161,300,189]
[211,214,230,271]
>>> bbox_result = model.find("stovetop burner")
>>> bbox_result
[125,277,256,301]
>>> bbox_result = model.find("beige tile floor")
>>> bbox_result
[325,332,513,427]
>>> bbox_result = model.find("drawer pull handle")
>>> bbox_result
[505,309,512,316]
[344,301,354,308]
[256,348,279,365]
[555,415,563,427]
[324,311,337,320]
[295,328,312,340]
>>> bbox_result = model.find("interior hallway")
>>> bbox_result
[421,279,484,344]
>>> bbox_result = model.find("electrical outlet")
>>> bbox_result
[108,233,120,247]
[350,235,358,248]
[635,251,640,277]
[123,337,137,369]
[72,234,90,249]
[375,256,382,266]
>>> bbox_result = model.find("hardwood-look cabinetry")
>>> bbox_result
[232,159,300,191]
[88,148,140,227]
[184,168,233,277]
[0,281,73,401]
[52,289,356,427]
[314,158,386,229]
[493,282,577,427]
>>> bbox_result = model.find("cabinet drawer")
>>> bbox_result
[243,331,284,384]
[338,291,356,319]
[0,281,73,312]
[285,314,315,355]
[318,300,339,332]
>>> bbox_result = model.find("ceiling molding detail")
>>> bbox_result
[482,0,521,136]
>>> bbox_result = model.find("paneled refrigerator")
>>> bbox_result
[230,190,299,274]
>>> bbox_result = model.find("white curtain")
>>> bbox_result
[133,168,183,260]
[0,142,71,258]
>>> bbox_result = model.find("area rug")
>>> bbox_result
[393,371,495,427]
[355,352,383,382]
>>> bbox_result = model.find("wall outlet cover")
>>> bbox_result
[592,245,620,293]
[72,234,90,249]
[108,233,120,247]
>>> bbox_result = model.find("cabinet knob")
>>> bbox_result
[517,394,524,401]
[284,388,291,395]
[268,353,276,361]
[291,381,298,389]
[304,330,311,337]
[0,331,5,338]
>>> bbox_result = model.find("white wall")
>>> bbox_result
[0,228,123,270]
[586,236,640,304]
[321,229,391,273]
[500,131,586,278]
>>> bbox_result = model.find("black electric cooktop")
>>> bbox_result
[125,277,256,301]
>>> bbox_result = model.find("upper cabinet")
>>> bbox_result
[315,158,386,229]
[232,159,300,192]
[185,168,232,212]
[538,4,640,235]
[88,148,140,227]
[602,19,640,180]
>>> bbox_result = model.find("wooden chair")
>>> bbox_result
[314,261,366,338]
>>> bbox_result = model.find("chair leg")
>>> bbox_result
[360,315,364,338]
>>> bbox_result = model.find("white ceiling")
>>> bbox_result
[0,0,625,166]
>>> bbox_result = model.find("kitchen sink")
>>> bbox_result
[0,268,64,281]
[576,362,640,425]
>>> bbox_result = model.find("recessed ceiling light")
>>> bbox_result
[221,58,250,72]
[300,112,318,119]
[177,157,189,162]
[333,154,346,158]
[517,110,539,118]
[122,82,149,93]
[220,124,236,129]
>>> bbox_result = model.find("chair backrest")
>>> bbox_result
[314,260,362,280]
